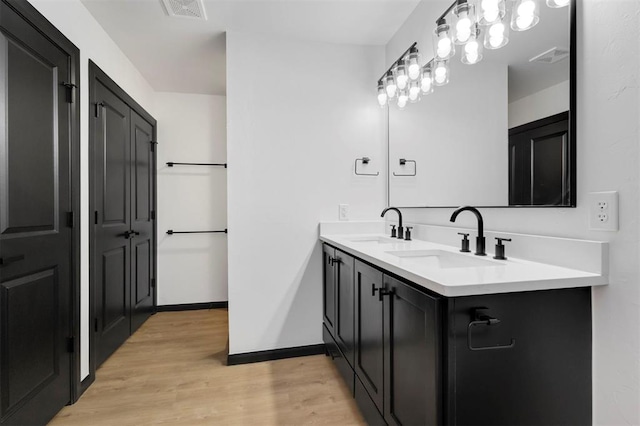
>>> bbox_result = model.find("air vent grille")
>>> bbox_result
[529,47,569,64]
[161,0,207,20]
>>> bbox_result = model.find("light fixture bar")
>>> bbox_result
[437,0,464,23]
[378,42,418,84]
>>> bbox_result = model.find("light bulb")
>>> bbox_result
[434,61,449,86]
[408,81,421,103]
[485,21,509,49]
[384,73,397,99]
[377,93,387,107]
[394,62,409,90]
[433,19,455,60]
[465,42,479,61]
[489,35,504,48]
[420,64,433,94]
[479,0,504,24]
[453,2,476,45]
[511,0,539,31]
[456,18,472,43]
[407,47,421,81]
[461,28,483,65]
[546,0,569,7]
[397,90,408,109]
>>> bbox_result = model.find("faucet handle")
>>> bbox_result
[405,227,413,241]
[494,238,512,260]
[457,233,471,253]
[390,224,397,238]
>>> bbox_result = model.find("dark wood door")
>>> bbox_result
[334,250,355,367]
[130,111,155,333]
[383,276,441,426]
[0,3,75,423]
[354,260,384,415]
[93,82,132,366]
[509,112,572,206]
[322,245,336,336]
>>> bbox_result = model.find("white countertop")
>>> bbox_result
[320,233,608,297]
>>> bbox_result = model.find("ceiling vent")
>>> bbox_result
[161,0,207,20]
[529,47,569,64]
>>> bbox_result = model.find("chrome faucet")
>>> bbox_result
[450,206,486,256]
[381,207,404,239]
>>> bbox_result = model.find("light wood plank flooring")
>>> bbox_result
[51,309,364,425]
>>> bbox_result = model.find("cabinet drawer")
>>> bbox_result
[323,324,354,396]
[355,375,386,426]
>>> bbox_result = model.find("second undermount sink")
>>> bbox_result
[385,250,501,269]
[346,236,399,244]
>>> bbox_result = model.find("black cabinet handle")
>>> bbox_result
[0,254,25,267]
[122,230,141,239]
[467,308,516,351]
[330,257,342,266]
[379,288,395,302]
[372,284,381,297]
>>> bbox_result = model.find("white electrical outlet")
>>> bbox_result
[589,191,618,231]
[339,204,349,221]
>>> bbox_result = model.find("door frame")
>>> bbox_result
[0,0,81,404]
[86,60,157,390]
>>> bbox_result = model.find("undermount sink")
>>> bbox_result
[346,236,399,244]
[385,250,501,269]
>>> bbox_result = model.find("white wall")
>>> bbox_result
[28,0,157,381]
[155,93,228,305]
[387,1,640,424]
[226,31,386,354]
[509,79,570,128]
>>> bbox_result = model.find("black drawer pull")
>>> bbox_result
[0,254,25,267]
[378,288,395,302]
[467,308,516,351]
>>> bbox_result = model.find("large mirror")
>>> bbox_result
[388,0,575,207]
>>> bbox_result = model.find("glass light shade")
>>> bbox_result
[406,47,421,81]
[433,60,450,86]
[478,0,505,25]
[461,28,483,64]
[377,81,387,107]
[433,20,455,60]
[546,0,569,7]
[408,81,421,103]
[397,89,409,109]
[511,0,540,31]
[420,63,434,95]
[453,2,476,45]
[394,60,409,90]
[484,18,509,49]
[384,72,397,99]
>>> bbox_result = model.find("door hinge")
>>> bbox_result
[95,102,104,118]
[62,82,76,103]
[66,211,74,228]
[94,211,99,225]
[66,336,75,353]
[151,278,156,288]
[150,141,158,152]
[151,210,156,220]
[94,318,99,332]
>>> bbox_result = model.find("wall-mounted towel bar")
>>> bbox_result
[393,158,417,177]
[167,162,227,168]
[166,229,228,235]
[355,157,379,176]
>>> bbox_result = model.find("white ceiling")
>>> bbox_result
[81,0,421,95]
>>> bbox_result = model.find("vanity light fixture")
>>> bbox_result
[407,47,422,81]
[546,0,569,7]
[511,0,540,31]
[384,71,397,99]
[394,60,409,90]
[462,27,483,64]
[453,0,476,45]
[377,80,388,107]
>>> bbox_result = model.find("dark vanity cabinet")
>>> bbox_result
[322,243,592,426]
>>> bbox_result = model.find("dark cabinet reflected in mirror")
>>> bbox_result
[388,0,575,208]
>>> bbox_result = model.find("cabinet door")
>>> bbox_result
[383,276,441,426]
[335,250,355,367]
[354,260,385,415]
[322,244,336,335]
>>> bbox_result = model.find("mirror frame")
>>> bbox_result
[387,0,577,209]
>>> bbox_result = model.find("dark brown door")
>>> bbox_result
[130,111,154,332]
[383,276,441,426]
[93,82,132,366]
[354,260,384,416]
[0,2,76,423]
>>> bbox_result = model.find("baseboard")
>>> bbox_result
[156,301,228,312]
[227,343,326,366]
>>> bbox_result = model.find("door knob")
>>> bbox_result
[122,230,141,239]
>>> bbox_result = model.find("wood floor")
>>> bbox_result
[51,309,364,425]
